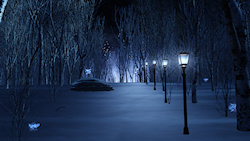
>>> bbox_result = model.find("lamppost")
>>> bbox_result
[145,61,148,84]
[178,52,190,135]
[135,71,137,82]
[162,59,168,103]
[153,60,157,90]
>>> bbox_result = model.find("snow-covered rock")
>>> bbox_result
[70,77,113,91]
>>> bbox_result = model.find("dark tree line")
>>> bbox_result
[0,0,105,87]
[0,0,105,140]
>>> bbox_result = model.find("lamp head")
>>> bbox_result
[153,60,156,65]
[162,59,168,68]
[178,52,189,67]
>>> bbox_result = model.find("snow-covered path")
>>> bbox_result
[0,83,249,141]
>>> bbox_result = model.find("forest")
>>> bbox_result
[0,0,249,138]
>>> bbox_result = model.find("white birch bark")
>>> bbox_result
[0,0,8,23]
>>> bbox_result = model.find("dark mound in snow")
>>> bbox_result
[70,78,114,91]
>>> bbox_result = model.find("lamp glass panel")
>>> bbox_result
[162,59,168,67]
[178,53,189,65]
[153,60,156,65]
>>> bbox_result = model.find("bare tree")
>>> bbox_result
[221,0,250,131]
[179,0,206,103]
[201,1,228,91]
[0,0,46,140]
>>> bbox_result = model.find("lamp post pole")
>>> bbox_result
[162,59,168,103]
[182,67,189,134]
[154,64,156,90]
[164,66,167,103]
[145,62,148,85]
[178,51,190,135]
[144,66,146,84]
[153,60,156,90]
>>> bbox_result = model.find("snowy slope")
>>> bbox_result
[0,83,249,141]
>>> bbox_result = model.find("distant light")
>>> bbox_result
[153,60,156,65]
[85,69,91,75]
[145,61,148,66]
[178,52,189,67]
[28,122,40,131]
[162,59,168,68]
[203,78,209,82]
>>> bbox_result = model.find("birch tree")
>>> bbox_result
[221,0,250,131]
[0,0,8,23]
[114,7,129,82]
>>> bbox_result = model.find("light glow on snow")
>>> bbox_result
[28,122,41,131]
[203,78,209,82]
[228,103,236,112]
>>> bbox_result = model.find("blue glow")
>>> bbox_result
[28,122,41,131]
[85,69,92,75]
[228,103,236,112]
[203,78,209,82]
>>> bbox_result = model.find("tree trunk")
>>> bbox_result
[126,70,128,83]
[191,1,199,103]
[69,72,72,85]
[192,33,198,103]
[58,57,62,86]
[79,60,83,79]
[144,67,146,83]
[222,0,250,131]
[139,69,142,82]
[211,62,215,91]
[119,68,124,83]
[38,26,42,85]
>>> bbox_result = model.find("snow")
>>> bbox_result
[0,83,249,141]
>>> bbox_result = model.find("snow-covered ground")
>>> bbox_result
[0,83,249,141]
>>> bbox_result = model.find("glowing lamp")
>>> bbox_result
[145,61,148,66]
[162,59,168,68]
[153,60,156,65]
[178,52,189,67]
